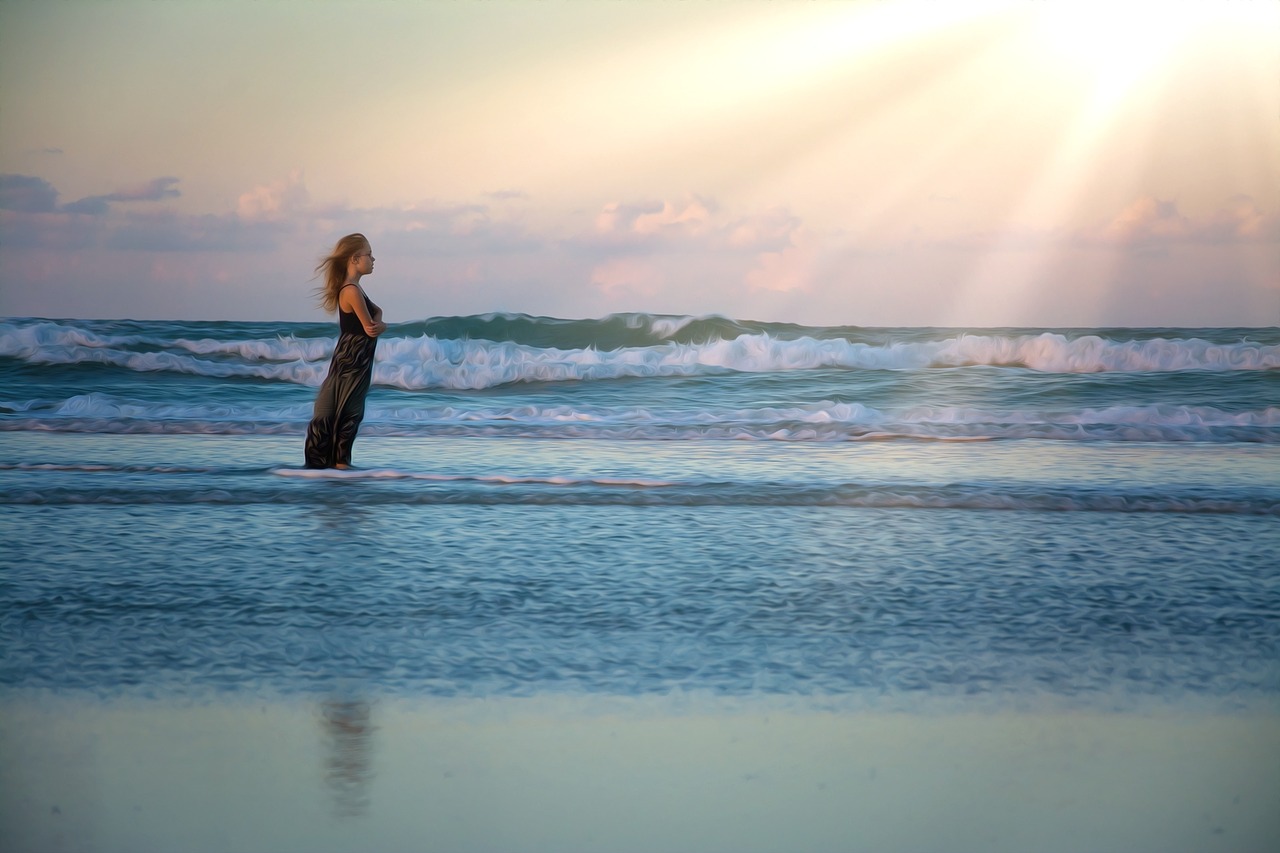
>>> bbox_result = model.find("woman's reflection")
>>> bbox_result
[320,698,376,817]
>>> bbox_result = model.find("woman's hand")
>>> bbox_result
[364,320,387,337]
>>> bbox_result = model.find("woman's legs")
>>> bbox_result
[304,379,339,468]
[305,369,371,468]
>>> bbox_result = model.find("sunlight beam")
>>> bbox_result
[945,1,1280,326]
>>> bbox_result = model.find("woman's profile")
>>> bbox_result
[304,233,386,469]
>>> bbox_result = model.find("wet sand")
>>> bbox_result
[3,693,1278,853]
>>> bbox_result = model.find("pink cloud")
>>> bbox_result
[632,196,713,236]
[728,210,801,250]
[1100,196,1192,243]
[594,195,718,238]
[1090,195,1278,247]
[745,228,816,293]
[590,257,665,298]
[595,202,621,234]
[1207,195,1270,240]
[589,195,802,256]
[935,196,1279,256]
[236,170,310,221]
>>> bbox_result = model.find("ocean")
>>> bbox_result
[2,314,1279,851]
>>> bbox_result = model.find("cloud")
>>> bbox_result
[595,195,717,239]
[370,203,544,257]
[1088,195,1279,248]
[1,171,550,260]
[745,228,817,293]
[60,198,113,216]
[0,174,60,213]
[1100,197,1190,244]
[573,196,831,309]
[585,195,802,261]
[108,177,182,203]
[103,212,285,252]
[2,173,182,217]
[63,177,182,215]
[633,196,714,236]
[933,196,1280,257]
[1206,195,1272,241]
[590,257,665,299]
[5,170,1275,326]
[0,209,98,251]
[569,194,827,305]
[236,170,310,221]
[0,174,288,253]
[7,175,812,318]
[727,209,801,251]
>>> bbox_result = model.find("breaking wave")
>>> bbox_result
[3,317,1278,392]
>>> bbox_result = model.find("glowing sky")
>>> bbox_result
[1,0,1277,326]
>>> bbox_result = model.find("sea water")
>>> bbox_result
[2,315,1279,851]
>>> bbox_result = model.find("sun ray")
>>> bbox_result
[945,1,1280,326]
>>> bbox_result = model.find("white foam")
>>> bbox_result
[170,334,332,362]
[0,322,328,384]
[269,467,676,487]
[931,333,1280,373]
[368,331,1280,390]
[6,321,1278,392]
[643,314,700,339]
[269,467,412,479]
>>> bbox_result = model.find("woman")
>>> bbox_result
[304,233,386,469]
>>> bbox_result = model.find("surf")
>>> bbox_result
[5,318,1278,394]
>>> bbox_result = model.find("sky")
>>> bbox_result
[1,0,1277,327]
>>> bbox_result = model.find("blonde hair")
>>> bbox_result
[314,233,369,313]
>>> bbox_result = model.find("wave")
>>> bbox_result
[0,320,331,385]
[377,332,1280,389]
[4,318,1278,390]
[4,393,1277,442]
[400,311,724,348]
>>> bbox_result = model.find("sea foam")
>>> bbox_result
[4,319,1278,393]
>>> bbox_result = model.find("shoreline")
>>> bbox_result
[4,691,1278,853]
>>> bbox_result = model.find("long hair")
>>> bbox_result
[314,233,368,313]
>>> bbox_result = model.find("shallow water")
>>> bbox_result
[3,433,1277,703]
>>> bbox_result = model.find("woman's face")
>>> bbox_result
[352,245,375,276]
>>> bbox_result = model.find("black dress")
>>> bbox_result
[304,287,380,468]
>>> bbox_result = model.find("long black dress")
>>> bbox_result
[304,287,379,468]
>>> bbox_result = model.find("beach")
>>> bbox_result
[6,693,1279,853]
[5,0,1280,847]
[2,316,1278,851]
